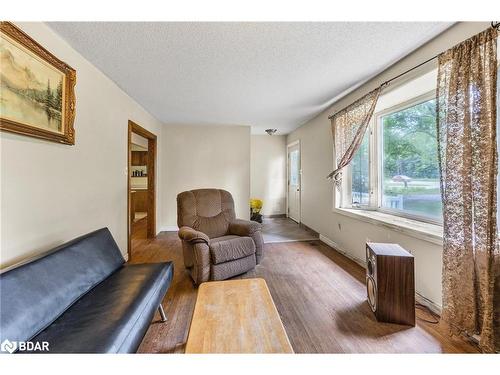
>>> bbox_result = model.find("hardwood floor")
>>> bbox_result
[130,225,479,353]
[131,216,148,248]
[262,217,319,243]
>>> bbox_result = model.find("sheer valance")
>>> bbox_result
[327,87,381,188]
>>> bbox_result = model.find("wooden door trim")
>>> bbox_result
[128,120,157,261]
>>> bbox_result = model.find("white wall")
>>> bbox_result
[286,22,490,308]
[0,22,164,268]
[250,135,286,216]
[160,124,251,228]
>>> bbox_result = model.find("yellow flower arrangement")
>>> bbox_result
[249,198,263,213]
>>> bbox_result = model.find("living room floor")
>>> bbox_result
[130,225,479,354]
[262,217,319,243]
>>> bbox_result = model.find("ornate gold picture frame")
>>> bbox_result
[0,22,76,145]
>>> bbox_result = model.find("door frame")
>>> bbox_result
[286,140,301,223]
[127,120,157,260]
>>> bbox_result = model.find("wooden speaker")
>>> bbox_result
[366,242,415,326]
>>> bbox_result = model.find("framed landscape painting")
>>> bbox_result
[0,22,76,144]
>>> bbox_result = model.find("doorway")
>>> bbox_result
[287,140,301,223]
[128,120,157,260]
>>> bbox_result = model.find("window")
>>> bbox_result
[380,98,442,221]
[350,131,370,207]
[338,64,499,229]
[289,149,299,186]
[339,91,443,224]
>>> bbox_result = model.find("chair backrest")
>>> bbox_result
[0,228,124,345]
[177,189,236,238]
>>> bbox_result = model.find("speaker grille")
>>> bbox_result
[367,258,374,276]
[367,276,377,312]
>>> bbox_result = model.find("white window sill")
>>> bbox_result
[332,207,443,245]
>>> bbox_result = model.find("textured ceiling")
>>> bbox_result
[48,22,452,134]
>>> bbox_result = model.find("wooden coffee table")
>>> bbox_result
[185,278,293,353]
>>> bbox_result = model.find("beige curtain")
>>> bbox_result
[327,87,381,188]
[437,27,499,352]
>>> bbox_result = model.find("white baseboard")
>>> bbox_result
[415,293,442,315]
[159,225,179,232]
[319,234,366,267]
[264,238,318,244]
[319,233,442,315]
[319,233,336,248]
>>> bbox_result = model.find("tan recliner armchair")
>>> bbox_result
[177,189,263,285]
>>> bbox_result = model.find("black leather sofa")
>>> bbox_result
[0,228,173,353]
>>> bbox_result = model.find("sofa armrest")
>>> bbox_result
[178,226,209,244]
[228,219,262,237]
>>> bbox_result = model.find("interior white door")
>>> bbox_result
[287,143,300,222]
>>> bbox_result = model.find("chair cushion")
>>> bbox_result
[209,235,255,264]
[177,189,236,238]
[26,262,173,353]
[0,228,124,345]
[211,254,256,280]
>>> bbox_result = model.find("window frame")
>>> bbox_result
[337,90,443,226]
[348,128,372,209]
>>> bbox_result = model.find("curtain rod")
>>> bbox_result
[328,22,500,120]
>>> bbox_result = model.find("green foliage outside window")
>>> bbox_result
[382,99,439,180]
[381,98,442,220]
